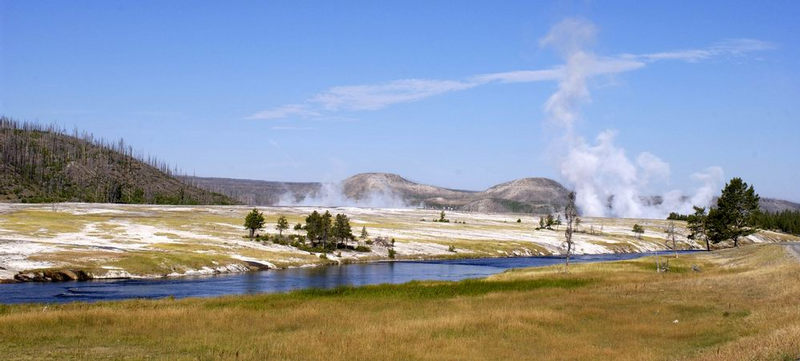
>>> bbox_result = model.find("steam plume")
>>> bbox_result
[542,18,723,218]
[277,182,409,208]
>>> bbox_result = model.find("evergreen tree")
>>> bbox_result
[332,213,354,248]
[686,206,709,251]
[752,210,800,235]
[321,211,333,249]
[244,208,265,239]
[276,215,289,237]
[360,226,369,240]
[632,224,645,240]
[304,211,322,245]
[707,177,760,247]
[545,214,555,229]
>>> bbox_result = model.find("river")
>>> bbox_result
[0,251,695,304]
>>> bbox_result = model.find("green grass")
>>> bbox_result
[106,250,239,276]
[293,277,592,300]
[1,244,799,360]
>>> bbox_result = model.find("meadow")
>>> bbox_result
[2,203,796,281]
[0,243,798,360]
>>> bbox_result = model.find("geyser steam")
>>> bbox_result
[541,18,723,218]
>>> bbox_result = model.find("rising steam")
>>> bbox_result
[277,182,409,208]
[542,18,723,218]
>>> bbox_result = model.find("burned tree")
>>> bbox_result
[563,192,578,272]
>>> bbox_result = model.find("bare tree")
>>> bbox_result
[666,220,678,258]
[563,192,578,272]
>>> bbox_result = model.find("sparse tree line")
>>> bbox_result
[0,117,231,204]
[668,177,762,250]
[244,209,397,256]
[556,178,771,272]
[535,213,562,230]
[420,211,466,224]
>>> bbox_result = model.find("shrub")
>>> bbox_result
[355,245,371,252]
[388,248,396,259]
[448,245,456,252]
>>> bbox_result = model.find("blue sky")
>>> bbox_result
[2,1,799,202]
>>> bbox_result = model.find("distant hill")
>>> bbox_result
[759,198,800,213]
[186,172,570,214]
[185,172,800,215]
[182,176,320,205]
[0,118,234,204]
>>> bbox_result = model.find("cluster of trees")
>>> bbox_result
[666,212,689,221]
[536,213,562,230]
[752,210,800,236]
[681,178,761,250]
[668,178,800,248]
[244,209,364,253]
[303,210,355,250]
[432,211,450,223]
[0,117,231,204]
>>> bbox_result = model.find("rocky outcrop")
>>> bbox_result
[14,269,92,282]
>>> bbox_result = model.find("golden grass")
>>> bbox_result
[0,209,111,236]
[1,244,798,360]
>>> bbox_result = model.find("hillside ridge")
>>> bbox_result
[185,172,800,214]
[0,118,234,205]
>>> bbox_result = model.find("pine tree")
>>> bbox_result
[632,224,645,240]
[276,215,289,237]
[707,177,760,247]
[304,211,322,245]
[686,206,709,251]
[332,214,354,248]
[244,208,265,239]
[321,211,333,249]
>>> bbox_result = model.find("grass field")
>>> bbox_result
[3,203,796,281]
[1,243,798,360]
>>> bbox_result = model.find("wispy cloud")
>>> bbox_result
[628,38,775,63]
[271,125,317,131]
[246,104,319,120]
[471,68,562,83]
[246,38,774,120]
[311,79,478,111]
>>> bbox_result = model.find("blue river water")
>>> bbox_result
[0,251,697,304]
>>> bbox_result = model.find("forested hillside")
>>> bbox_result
[0,117,234,204]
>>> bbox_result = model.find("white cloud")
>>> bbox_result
[246,104,319,120]
[310,79,478,111]
[271,125,316,131]
[246,37,773,120]
[629,38,775,63]
[471,68,562,83]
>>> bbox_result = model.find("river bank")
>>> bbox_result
[0,251,689,304]
[1,244,798,360]
[1,203,796,283]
